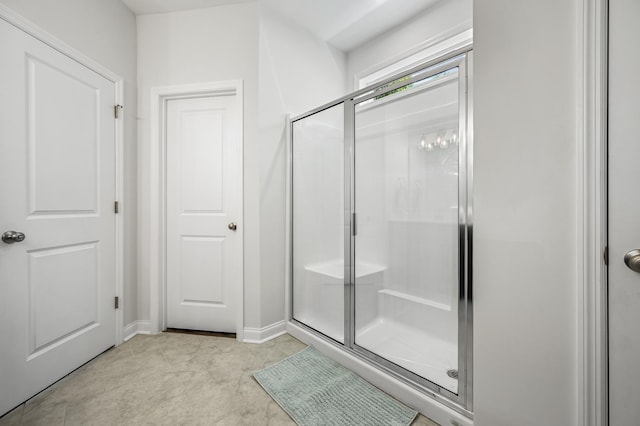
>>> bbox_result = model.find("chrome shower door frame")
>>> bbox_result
[288,49,473,416]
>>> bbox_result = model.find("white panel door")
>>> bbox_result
[0,19,116,415]
[166,95,241,333]
[609,0,640,424]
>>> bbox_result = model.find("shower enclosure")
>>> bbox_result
[289,52,472,413]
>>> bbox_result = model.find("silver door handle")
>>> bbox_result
[2,231,26,244]
[624,249,640,273]
[228,222,237,231]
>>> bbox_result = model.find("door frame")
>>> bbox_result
[149,81,244,340]
[579,0,608,425]
[0,5,126,345]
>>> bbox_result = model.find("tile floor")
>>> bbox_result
[0,332,438,425]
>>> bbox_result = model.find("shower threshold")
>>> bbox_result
[356,317,458,394]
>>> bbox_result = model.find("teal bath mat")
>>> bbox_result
[253,346,418,426]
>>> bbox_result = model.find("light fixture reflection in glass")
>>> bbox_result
[418,129,457,151]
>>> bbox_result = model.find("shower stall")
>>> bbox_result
[287,51,472,415]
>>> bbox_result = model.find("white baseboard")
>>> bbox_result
[243,320,286,344]
[123,320,153,341]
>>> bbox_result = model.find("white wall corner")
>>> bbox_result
[123,320,154,341]
[243,320,287,344]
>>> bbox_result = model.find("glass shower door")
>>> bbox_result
[291,104,345,343]
[289,53,472,410]
[353,66,464,394]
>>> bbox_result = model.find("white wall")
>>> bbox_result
[473,1,578,425]
[0,0,139,327]
[137,3,345,333]
[345,0,583,423]
[346,0,472,91]
[136,3,261,326]
[258,6,346,327]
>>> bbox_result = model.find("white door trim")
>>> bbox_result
[0,4,125,345]
[149,81,244,341]
[577,0,608,425]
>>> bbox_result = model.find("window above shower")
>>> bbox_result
[355,29,472,90]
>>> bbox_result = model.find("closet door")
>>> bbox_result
[0,17,116,415]
[609,0,640,423]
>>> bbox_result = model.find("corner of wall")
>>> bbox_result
[257,7,347,330]
[243,320,287,344]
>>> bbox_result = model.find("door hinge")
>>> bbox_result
[604,246,609,266]
[114,104,123,119]
[114,201,119,214]
[114,296,119,309]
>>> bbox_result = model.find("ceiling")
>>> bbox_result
[121,0,441,52]
[121,0,254,16]
[263,0,441,51]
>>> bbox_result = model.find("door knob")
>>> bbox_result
[228,222,237,231]
[624,249,640,273]
[2,231,26,244]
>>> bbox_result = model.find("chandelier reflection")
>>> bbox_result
[418,129,458,151]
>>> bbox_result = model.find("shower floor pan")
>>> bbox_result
[356,317,458,394]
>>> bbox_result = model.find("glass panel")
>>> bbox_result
[354,68,460,393]
[292,104,345,343]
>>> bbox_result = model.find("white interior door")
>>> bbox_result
[609,0,640,424]
[166,95,242,333]
[0,18,116,416]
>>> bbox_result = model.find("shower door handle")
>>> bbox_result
[352,213,357,236]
